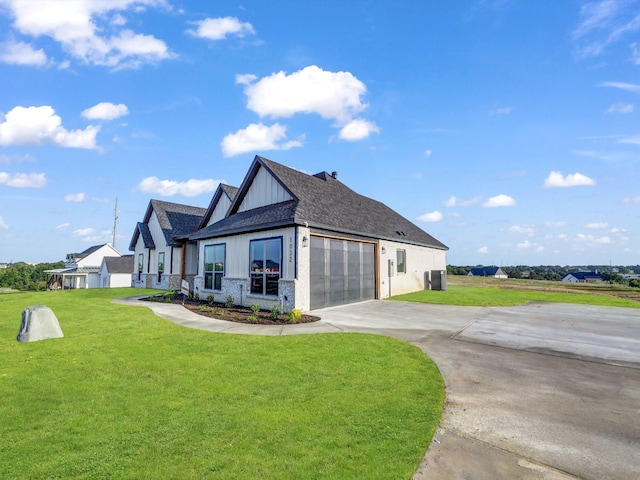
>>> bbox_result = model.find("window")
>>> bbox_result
[397,249,406,274]
[158,252,165,283]
[250,237,282,296]
[138,254,143,281]
[204,244,225,290]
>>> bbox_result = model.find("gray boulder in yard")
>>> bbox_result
[17,305,64,342]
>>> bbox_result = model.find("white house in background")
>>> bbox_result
[562,271,602,283]
[99,255,134,288]
[45,243,122,289]
[188,155,448,312]
[468,266,508,278]
[129,199,207,290]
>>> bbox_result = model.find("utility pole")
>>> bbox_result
[112,197,118,248]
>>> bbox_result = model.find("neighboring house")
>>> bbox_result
[468,266,508,278]
[562,271,602,283]
[188,155,448,312]
[45,243,122,289]
[129,199,207,290]
[99,255,134,288]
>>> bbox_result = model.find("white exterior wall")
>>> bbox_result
[131,236,148,288]
[77,244,120,268]
[238,166,292,212]
[206,194,232,226]
[378,240,447,298]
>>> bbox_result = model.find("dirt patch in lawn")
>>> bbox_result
[143,294,321,325]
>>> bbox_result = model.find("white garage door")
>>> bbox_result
[310,236,375,310]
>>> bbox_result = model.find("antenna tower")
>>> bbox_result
[112,197,119,248]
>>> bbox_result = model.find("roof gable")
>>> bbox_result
[191,155,447,250]
[103,255,134,274]
[129,199,206,250]
[198,184,238,229]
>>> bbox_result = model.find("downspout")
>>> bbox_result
[181,243,186,280]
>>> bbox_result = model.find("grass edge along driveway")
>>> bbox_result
[391,284,640,308]
[0,288,444,479]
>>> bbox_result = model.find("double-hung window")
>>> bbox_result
[397,249,406,274]
[204,244,225,290]
[157,252,165,283]
[250,237,282,296]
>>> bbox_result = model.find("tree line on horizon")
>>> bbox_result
[0,262,64,291]
[447,264,640,287]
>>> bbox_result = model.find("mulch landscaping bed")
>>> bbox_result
[143,294,321,325]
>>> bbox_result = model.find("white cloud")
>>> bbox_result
[623,196,640,204]
[64,192,86,202]
[73,227,94,236]
[599,81,640,94]
[544,171,595,188]
[574,2,640,57]
[1,0,173,69]
[489,106,511,115]
[235,73,257,85]
[241,65,368,124]
[221,122,303,157]
[81,102,129,120]
[338,119,380,141]
[584,222,608,229]
[136,176,221,197]
[187,17,255,40]
[606,101,634,113]
[443,195,481,207]
[417,210,443,222]
[0,40,47,66]
[596,236,612,244]
[0,105,99,149]
[56,223,70,230]
[477,246,489,254]
[483,194,516,208]
[0,216,8,230]
[0,171,47,187]
[508,224,536,236]
[0,152,35,164]
[424,149,432,158]
[618,135,640,145]
[545,221,566,228]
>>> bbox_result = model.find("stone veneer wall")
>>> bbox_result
[278,279,296,312]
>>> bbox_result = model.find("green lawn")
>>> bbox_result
[0,288,444,479]
[391,284,640,308]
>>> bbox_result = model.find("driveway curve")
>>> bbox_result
[116,297,640,480]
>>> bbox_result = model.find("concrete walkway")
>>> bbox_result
[115,297,640,479]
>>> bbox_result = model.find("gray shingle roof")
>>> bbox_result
[104,255,134,274]
[129,199,206,250]
[197,183,239,230]
[191,156,447,250]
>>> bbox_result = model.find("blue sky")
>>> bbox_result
[0,0,639,266]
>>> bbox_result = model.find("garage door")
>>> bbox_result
[310,236,375,310]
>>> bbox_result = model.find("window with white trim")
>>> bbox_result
[397,249,406,274]
[137,253,143,281]
[158,252,165,283]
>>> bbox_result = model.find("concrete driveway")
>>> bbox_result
[120,298,640,479]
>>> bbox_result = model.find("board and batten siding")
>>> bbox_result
[197,226,297,287]
[237,166,292,213]
[206,193,233,227]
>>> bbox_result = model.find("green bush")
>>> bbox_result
[250,303,260,314]
[206,293,215,305]
[225,295,234,308]
[270,304,283,320]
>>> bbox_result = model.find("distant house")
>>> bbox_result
[99,255,134,288]
[468,266,508,278]
[45,243,122,289]
[562,271,602,283]
[129,199,207,290]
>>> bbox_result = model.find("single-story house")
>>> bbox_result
[562,271,602,283]
[99,255,134,288]
[129,199,207,290]
[468,266,508,278]
[45,243,122,289]
[188,155,448,312]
